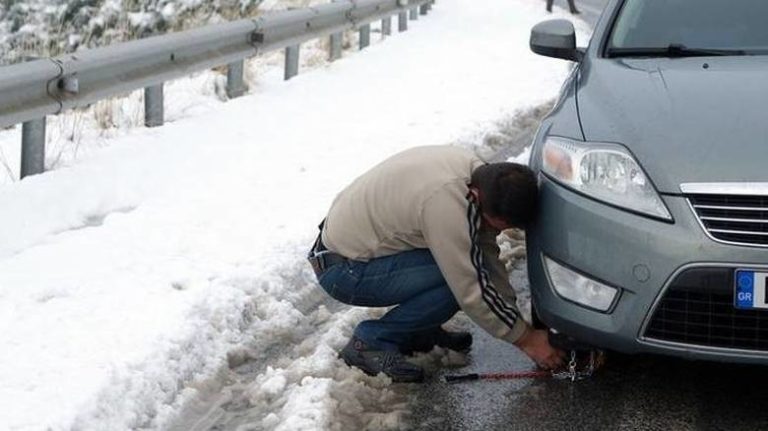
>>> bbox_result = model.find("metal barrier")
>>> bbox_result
[0,0,435,178]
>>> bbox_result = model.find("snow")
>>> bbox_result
[0,0,588,430]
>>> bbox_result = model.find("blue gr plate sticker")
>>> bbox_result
[735,270,755,309]
[735,270,768,310]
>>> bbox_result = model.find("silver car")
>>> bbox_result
[527,0,768,364]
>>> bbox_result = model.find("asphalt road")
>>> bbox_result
[404,325,768,430]
[406,1,768,429]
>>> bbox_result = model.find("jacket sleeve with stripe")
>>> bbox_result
[420,182,530,344]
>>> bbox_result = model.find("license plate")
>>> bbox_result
[735,269,768,309]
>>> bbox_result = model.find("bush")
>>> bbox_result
[0,0,270,65]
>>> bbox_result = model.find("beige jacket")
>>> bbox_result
[322,145,529,344]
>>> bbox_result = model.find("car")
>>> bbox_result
[526,0,768,364]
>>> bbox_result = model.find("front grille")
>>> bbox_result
[688,194,768,246]
[645,268,768,351]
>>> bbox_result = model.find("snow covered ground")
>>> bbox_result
[0,1,588,430]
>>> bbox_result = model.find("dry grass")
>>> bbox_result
[93,99,117,130]
[0,144,14,181]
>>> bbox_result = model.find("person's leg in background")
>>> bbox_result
[567,0,580,14]
[546,0,580,14]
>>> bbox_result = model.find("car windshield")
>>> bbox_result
[607,0,768,56]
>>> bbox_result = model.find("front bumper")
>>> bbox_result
[527,176,768,364]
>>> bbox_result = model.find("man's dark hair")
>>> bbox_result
[470,163,539,228]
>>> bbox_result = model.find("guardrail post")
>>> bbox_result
[144,84,164,127]
[285,44,300,80]
[226,60,247,99]
[359,24,371,50]
[382,17,392,36]
[410,7,419,20]
[398,11,408,32]
[20,118,46,178]
[329,32,343,61]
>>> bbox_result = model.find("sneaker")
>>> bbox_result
[340,336,424,383]
[399,328,473,355]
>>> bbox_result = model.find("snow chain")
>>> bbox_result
[445,349,605,384]
[550,349,605,381]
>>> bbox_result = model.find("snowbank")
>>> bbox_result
[0,0,587,429]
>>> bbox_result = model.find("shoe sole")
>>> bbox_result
[340,351,425,383]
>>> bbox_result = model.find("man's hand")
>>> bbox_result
[513,327,566,370]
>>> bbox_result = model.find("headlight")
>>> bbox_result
[541,137,672,220]
[544,256,618,312]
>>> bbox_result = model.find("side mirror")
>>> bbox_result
[530,19,582,62]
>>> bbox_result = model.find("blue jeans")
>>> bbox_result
[317,248,459,351]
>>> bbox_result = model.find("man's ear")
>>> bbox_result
[468,187,480,202]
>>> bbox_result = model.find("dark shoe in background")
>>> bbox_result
[435,328,473,352]
[398,331,436,355]
[340,336,424,383]
[399,328,473,355]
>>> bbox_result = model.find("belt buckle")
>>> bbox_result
[309,251,329,275]
[309,258,323,276]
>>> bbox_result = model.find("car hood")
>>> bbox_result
[577,56,768,194]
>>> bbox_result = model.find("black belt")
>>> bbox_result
[307,223,347,277]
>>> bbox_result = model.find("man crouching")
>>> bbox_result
[308,145,564,382]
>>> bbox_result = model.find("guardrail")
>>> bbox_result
[0,0,435,178]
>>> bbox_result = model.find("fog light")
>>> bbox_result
[544,256,618,312]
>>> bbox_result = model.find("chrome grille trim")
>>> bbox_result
[709,228,768,237]
[695,205,768,212]
[682,184,768,247]
[681,182,768,195]
[701,216,768,223]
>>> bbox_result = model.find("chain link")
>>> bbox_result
[551,349,603,381]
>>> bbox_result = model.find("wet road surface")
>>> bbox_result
[405,325,768,430]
